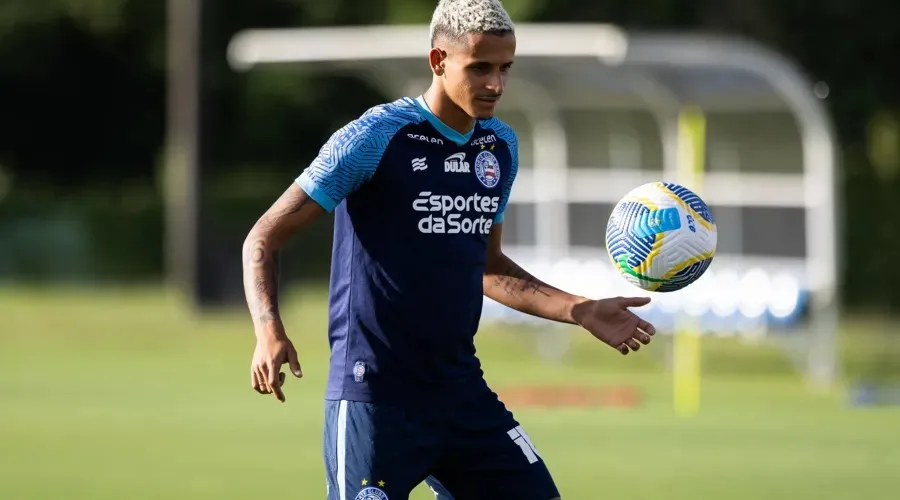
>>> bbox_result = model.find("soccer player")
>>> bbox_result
[241,0,656,498]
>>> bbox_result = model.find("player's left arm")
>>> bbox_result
[483,223,655,354]
[482,224,582,325]
[482,127,655,354]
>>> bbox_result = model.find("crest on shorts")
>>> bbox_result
[355,486,388,500]
[474,150,501,189]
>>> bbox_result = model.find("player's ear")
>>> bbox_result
[428,47,446,76]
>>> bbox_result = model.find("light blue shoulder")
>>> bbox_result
[298,98,424,212]
[313,98,424,177]
[479,117,519,225]
[339,98,425,151]
[480,117,519,164]
[359,97,424,130]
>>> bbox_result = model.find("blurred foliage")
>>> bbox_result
[0,0,898,311]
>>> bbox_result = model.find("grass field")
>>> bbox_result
[2,286,899,499]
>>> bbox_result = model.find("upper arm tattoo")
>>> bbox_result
[254,187,313,235]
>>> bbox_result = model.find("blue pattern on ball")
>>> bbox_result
[656,257,714,292]
[663,182,715,224]
[606,201,656,269]
[606,182,716,292]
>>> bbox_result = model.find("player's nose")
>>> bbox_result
[485,70,504,93]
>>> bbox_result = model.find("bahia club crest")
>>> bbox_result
[355,486,389,500]
[474,150,500,189]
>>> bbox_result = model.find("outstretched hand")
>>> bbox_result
[571,297,657,355]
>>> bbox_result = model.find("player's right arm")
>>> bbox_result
[243,183,322,402]
[243,111,388,402]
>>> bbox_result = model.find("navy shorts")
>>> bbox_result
[322,391,559,500]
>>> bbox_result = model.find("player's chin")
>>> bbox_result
[472,98,499,118]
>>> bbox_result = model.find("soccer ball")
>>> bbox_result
[605,182,717,292]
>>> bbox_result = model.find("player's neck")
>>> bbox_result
[421,88,475,135]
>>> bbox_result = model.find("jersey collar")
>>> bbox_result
[414,95,475,147]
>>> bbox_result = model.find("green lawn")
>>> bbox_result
[1,286,898,499]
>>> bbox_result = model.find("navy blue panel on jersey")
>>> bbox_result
[296,97,519,405]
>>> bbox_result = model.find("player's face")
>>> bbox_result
[441,32,516,119]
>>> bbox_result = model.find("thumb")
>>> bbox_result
[621,296,651,308]
[288,346,303,378]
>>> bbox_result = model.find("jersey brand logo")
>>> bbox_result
[444,152,470,173]
[408,133,443,145]
[411,157,427,171]
[474,150,501,189]
[470,134,497,147]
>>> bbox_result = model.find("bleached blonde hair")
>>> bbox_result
[429,0,515,46]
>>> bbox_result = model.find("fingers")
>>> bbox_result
[255,365,271,394]
[637,318,657,336]
[617,336,647,355]
[288,347,303,378]
[267,361,286,403]
[250,340,303,402]
[617,321,655,354]
[251,364,286,398]
[620,296,651,308]
[256,365,272,394]
[251,370,266,394]
[634,330,653,345]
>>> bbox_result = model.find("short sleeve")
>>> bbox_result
[296,105,412,212]
[492,123,519,224]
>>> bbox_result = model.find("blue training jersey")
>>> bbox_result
[296,96,518,404]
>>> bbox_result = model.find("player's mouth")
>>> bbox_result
[476,95,501,108]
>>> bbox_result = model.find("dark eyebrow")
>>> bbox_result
[467,60,515,67]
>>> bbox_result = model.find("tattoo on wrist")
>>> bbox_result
[493,264,551,297]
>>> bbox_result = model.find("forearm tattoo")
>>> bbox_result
[247,238,280,325]
[243,189,311,325]
[492,262,551,298]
